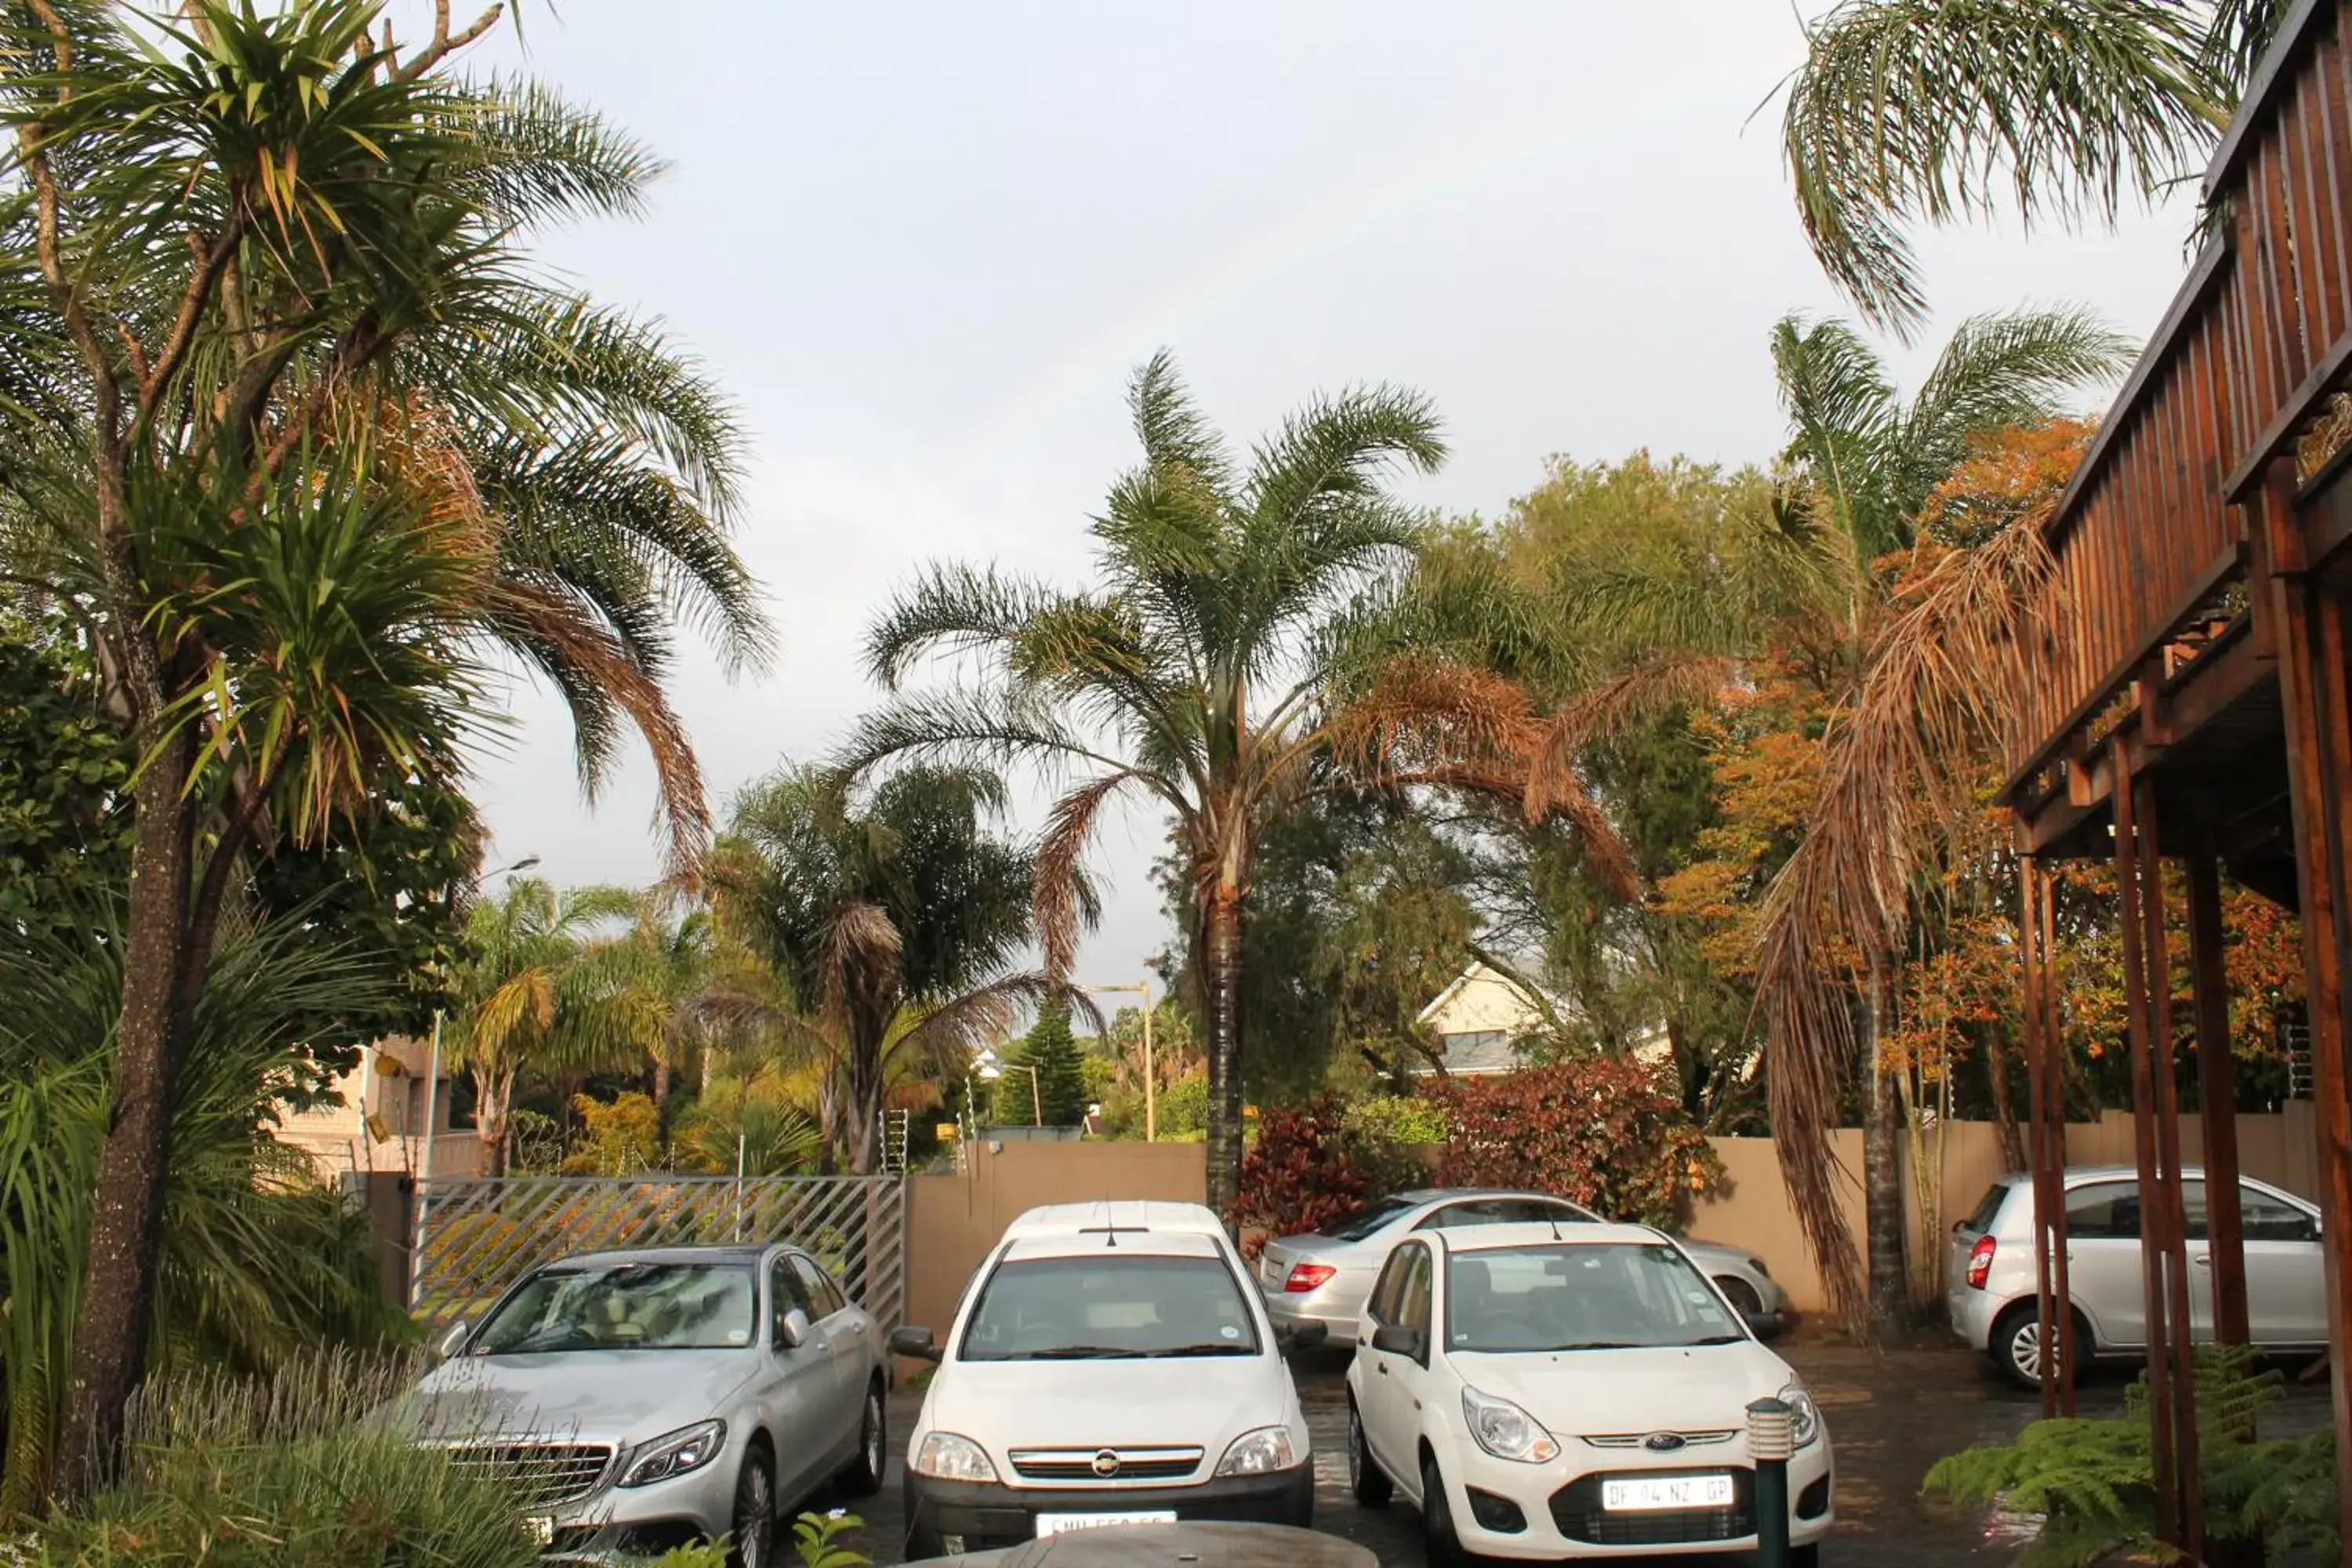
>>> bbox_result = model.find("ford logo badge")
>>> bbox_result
[1643,1432,1686,1453]
[1091,1450,1122,1477]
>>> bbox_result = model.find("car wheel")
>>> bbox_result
[1993,1302,2085,1392]
[1716,1276,1765,1318]
[840,1381,886,1497]
[1421,1451,1469,1567]
[1347,1397,1392,1508]
[728,1447,776,1568]
[1793,1545,1820,1568]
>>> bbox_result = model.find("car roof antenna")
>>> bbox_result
[1548,1210,1563,1241]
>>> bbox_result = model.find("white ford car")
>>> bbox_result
[893,1201,1319,1559]
[1345,1222,1832,1565]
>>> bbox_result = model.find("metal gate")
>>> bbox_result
[408,1174,906,1327]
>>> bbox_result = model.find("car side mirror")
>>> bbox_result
[1370,1323,1425,1361]
[435,1321,470,1359]
[776,1308,812,1351]
[1282,1322,1329,1350]
[890,1325,942,1363]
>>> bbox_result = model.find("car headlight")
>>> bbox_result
[911,1431,999,1482]
[1460,1386,1560,1464]
[619,1420,726,1488]
[1781,1384,1821,1449]
[1214,1426,1298,1476]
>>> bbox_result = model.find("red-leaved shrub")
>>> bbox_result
[1227,1099,1367,1259]
[1431,1059,1721,1228]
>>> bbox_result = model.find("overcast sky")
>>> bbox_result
[450,2,2199,983]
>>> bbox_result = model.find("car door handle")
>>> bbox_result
[1376,1363,1388,1376]
[2194,1256,2212,1268]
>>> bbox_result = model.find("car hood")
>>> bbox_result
[1453,1341,1798,1436]
[390,1351,758,1446]
[921,1356,1300,1463]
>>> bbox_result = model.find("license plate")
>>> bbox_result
[523,1516,554,1545]
[1036,1511,1179,1537]
[1602,1475,1735,1512]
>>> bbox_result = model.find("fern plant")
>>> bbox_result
[1925,1346,2332,1567]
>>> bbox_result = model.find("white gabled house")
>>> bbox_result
[1412,960,1672,1078]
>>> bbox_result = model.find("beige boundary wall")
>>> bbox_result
[901,1105,2325,1330]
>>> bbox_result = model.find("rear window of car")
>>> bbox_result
[958,1253,1261,1361]
[1964,1183,2013,1234]
[1317,1196,1417,1242]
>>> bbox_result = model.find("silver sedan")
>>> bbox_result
[392,1244,887,1566]
[1256,1189,1789,1345]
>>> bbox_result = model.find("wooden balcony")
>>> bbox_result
[1997,4,2352,1560]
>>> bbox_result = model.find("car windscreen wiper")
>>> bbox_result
[1537,1341,1639,1351]
[1017,1345,1148,1359]
[1149,1341,1254,1357]
[1682,1334,1748,1345]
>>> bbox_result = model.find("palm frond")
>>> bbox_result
[1777,0,2222,338]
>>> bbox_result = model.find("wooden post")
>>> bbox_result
[2113,745,2183,1548]
[2020,856,2062,1416]
[2187,845,2254,1352]
[2136,774,2204,1563]
[2256,454,2352,1562]
[2038,854,2078,1414]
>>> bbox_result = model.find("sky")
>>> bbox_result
[448,1,2204,985]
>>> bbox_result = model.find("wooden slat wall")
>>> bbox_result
[2007,5,2352,783]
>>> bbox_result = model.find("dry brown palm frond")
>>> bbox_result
[818,900,902,1025]
[1037,772,1145,981]
[1753,508,2063,1334]
[492,578,712,879]
[1527,652,1740,815]
[887,975,1109,1080]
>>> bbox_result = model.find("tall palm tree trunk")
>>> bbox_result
[1202,884,1247,1225]
[847,1019,886,1176]
[1864,964,1908,1330]
[55,731,198,1497]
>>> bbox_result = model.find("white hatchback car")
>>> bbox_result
[1345,1223,1832,1565]
[894,1201,1317,1559]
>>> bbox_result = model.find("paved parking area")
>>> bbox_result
[830,1335,2333,1566]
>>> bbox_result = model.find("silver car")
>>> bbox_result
[1950,1165,2328,1388]
[1256,1188,1789,1345]
[398,1244,888,1566]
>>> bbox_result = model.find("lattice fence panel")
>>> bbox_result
[410,1175,906,1328]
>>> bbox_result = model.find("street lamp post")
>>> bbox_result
[1084,979,1156,1142]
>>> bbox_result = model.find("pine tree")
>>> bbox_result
[1001,1000,1089,1127]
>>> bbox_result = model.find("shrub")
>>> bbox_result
[1157,1073,1210,1138]
[1925,1346,2336,1566]
[1226,1100,1367,1257]
[1430,1060,1721,1226]
[561,1091,662,1175]
[18,1352,540,1567]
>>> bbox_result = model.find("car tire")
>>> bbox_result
[1715,1276,1765,1318]
[902,1470,946,1562]
[840,1380,886,1497]
[1347,1396,1392,1508]
[1992,1301,2087,1392]
[1421,1450,1470,1567]
[728,1446,776,1568]
[1793,1544,1820,1568]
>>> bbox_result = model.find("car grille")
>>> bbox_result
[440,1442,615,1508]
[1549,1468,1756,1546]
[1008,1446,1204,1483]
[1580,1429,1739,1450]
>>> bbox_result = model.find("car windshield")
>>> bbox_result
[1446,1243,1744,1353]
[470,1262,758,1354]
[960,1253,1261,1360]
[1316,1196,1417,1242]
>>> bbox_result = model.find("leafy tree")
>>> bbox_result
[710,764,1068,1173]
[0,0,762,1479]
[1779,0,2292,336]
[1002,1000,1087,1127]
[0,616,129,946]
[852,354,1618,1214]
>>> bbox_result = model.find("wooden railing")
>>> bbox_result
[2003,0,2352,795]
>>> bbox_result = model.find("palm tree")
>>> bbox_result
[446,877,641,1177]
[575,888,717,1126]
[848,354,1638,1214]
[0,2,763,1477]
[1527,310,2128,1332]
[709,764,1073,1175]
[1778,0,2292,336]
